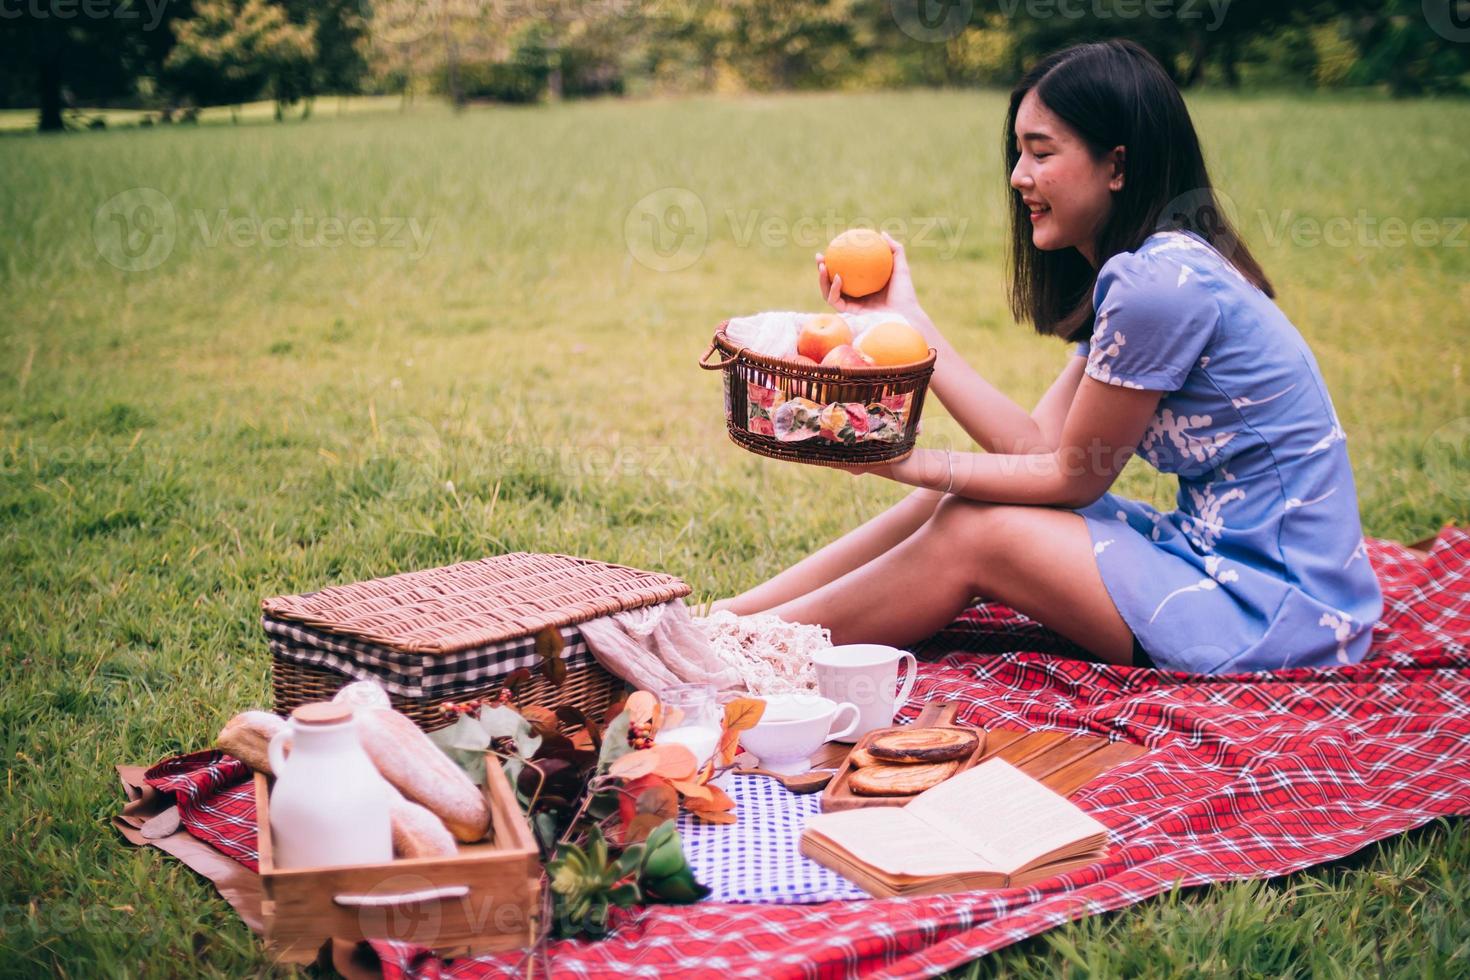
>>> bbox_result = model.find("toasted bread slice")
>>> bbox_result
[867,727,978,763]
[848,760,959,796]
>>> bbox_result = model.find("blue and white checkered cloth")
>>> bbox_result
[677,774,869,904]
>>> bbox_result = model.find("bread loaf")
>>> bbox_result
[848,760,959,796]
[867,727,978,763]
[387,787,460,858]
[357,707,492,843]
[219,705,474,854]
[332,680,392,713]
[216,710,289,775]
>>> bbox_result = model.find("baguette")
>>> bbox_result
[357,707,492,843]
[332,680,392,713]
[218,706,472,854]
[216,710,289,775]
[387,787,460,858]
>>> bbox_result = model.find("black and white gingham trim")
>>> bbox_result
[263,615,593,698]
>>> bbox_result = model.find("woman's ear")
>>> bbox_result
[1108,146,1126,192]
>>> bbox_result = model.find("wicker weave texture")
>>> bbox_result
[272,656,623,733]
[261,552,690,655]
[702,321,936,467]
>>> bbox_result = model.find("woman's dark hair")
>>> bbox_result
[1005,39,1273,343]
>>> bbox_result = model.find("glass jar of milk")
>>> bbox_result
[653,682,722,767]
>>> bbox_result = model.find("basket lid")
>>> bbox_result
[262,552,690,655]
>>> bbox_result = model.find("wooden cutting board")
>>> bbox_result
[820,701,1146,811]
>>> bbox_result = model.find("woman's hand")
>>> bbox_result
[816,231,925,323]
[831,459,898,479]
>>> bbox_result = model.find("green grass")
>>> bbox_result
[1,89,1467,976]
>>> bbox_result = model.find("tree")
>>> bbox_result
[0,0,186,131]
[162,0,316,116]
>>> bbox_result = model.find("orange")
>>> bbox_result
[855,321,929,367]
[824,229,893,298]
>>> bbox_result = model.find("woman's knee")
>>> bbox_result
[927,497,1039,561]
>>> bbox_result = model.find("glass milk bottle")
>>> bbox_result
[266,702,393,869]
[653,683,722,769]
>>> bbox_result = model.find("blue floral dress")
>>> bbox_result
[1073,229,1383,673]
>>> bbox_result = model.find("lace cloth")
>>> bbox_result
[576,601,829,696]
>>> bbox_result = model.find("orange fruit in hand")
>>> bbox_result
[797,313,853,362]
[824,229,893,298]
[855,321,929,366]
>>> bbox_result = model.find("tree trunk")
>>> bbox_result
[38,49,64,132]
[1182,34,1209,88]
[547,39,563,101]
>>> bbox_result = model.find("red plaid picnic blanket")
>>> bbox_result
[145,527,1470,978]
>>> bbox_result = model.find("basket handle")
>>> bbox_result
[334,884,470,907]
[698,336,745,370]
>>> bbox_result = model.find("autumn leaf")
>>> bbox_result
[683,782,735,814]
[648,743,697,781]
[623,812,666,844]
[616,773,664,828]
[718,697,766,765]
[502,667,533,697]
[625,691,658,728]
[535,626,567,686]
[635,782,680,822]
[669,779,713,802]
[722,698,765,732]
[521,705,560,738]
[555,706,602,750]
[690,809,737,825]
[608,748,660,781]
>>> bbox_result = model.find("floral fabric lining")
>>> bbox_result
[746,382,912,445]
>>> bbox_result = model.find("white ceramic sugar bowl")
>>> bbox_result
[266,702,394,869]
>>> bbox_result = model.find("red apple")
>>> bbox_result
[797,314,852,363]
[820,344,875,369]
[789,354,819,366]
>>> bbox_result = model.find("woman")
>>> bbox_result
[712,40,1382,673]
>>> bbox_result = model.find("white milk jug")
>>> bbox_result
[266,701,393,869]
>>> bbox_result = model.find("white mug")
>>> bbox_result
[739,693,860,775]
[812,644,917,742]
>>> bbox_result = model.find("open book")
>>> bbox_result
[800,758,1111,897]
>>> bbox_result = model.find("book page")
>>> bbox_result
[907,758,1109,874]
[802,805,1001,879]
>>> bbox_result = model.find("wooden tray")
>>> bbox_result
[820,701,1146,811]
[254,755,540,964]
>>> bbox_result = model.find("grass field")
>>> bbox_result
[2,89,1468,976]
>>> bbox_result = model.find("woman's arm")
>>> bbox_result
[866,376,1161,509]
[1031,353,1088,449]
[905,307,1085,454]
[817,236,1083,455]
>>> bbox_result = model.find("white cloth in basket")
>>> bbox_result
[724,311,913,359]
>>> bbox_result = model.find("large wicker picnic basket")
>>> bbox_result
[263,552,689,732]
[698,319,937,467]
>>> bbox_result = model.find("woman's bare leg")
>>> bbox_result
[765,496,1134,664]
[710,488,945,616]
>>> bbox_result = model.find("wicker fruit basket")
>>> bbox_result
[698,319,937,467]
[263,553,689,732]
